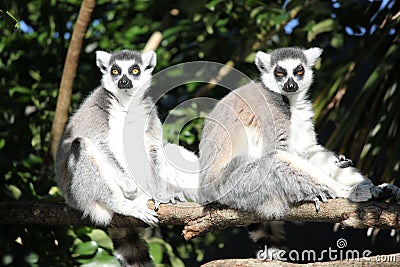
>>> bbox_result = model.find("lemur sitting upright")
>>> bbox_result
[198,47,400,258]
[55,49,199,267]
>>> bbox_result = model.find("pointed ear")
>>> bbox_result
[141,50,157,73]
[255,51,271,72]
[304,47,323,67]
[96,51,111,74]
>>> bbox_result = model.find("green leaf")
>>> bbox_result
[330,33,344,48]
[87,229,113,250]
[148,238,185,267]
[0,138,5,150]
[0,9,20,30]
[24,252,39,264]
[180,129,196,145]
[29,70,41,82]
[9,86,32,97]
[148,242,163,263]
[22,153,44,168]
[80,248,120,267]
[307,18,334,42]
[272,13,289,26]
[74,241,99,256]
[7,185,22,199]
[205,0,223,11]
[250,6,265,18]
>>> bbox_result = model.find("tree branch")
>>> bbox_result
[49,0,96,158]
[143,31,163,52]
[2,200,399,267]
[1,199,399,240]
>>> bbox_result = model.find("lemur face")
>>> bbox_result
[109,60,140,90]
[95,50,156,96]
[255,47,322,96]
[272,59,305,93]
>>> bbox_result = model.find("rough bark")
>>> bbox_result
[1,199,399,240]
[49,0,96,158]
[2,199,399,267]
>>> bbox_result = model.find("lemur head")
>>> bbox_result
[95,49,156,97]
[255,47,322,96]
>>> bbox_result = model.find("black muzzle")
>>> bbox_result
[118,75,133,89]
[283,77,298,92]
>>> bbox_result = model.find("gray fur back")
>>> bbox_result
[54,86,113,205]
[199,81,291,189]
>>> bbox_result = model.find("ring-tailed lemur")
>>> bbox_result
[54,49,199,267]
[198,47,400,259]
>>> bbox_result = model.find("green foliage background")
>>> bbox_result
[0,0,399,266]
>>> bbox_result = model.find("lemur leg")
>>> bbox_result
[86,141,140,200]
[307,146,399,202]
[68,137,158,226]
[207,150,342,219]
[275,151,366,201]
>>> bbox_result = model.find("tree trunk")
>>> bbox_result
[49,0,96,158]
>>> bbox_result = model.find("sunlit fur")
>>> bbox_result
[199,47,388,260]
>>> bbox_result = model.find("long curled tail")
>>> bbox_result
[108,228,153,267]
[248,222,286,260]
[162,143,200,202]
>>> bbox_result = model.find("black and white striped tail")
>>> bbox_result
[108,228,153,267]
[248,221,286,260]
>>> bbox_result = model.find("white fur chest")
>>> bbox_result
[108,99,149,171]
[287,96,317,155]
[108,102,129,169]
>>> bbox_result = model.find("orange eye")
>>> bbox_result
[111,69,119,75]
[297,70,304,75]
[275,72,284,77]
[132,68,140,75]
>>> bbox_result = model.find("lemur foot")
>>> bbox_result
[313,191,334,212]
[153,192,187,211]
[348,180,374,202]
[313,197,321,212]
[130,204,158,226]
[335,155,353,168]
[128,196,158,226]
[371,183,400,202]
[153,200,161,212]
[172,192,187,203]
